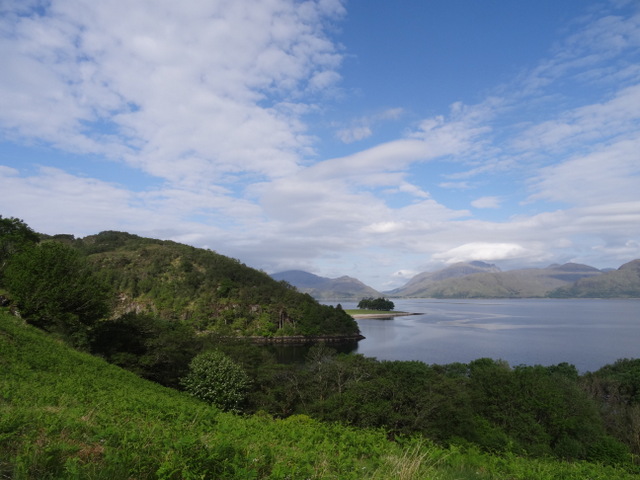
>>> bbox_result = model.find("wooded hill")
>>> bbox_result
[0,222,360,340]
[79,231,359,337]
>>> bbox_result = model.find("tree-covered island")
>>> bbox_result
[357,296,395,311]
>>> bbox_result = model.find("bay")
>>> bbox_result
[330,298,640,373]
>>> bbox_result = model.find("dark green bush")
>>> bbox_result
[181,350,251,413]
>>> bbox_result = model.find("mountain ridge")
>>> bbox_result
[276,260,640,299]
[271,270,381,300]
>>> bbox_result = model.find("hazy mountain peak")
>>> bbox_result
[549,263,601,273]
[270,270,329,289]
[270,270,380,300]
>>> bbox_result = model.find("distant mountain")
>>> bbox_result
[391,262,605,298]
[388,261,501,297]
[271,270,381,300]
[550,259,640,298]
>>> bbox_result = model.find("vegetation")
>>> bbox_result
[0,216,40,274]
[4,241,111,348]
[2,311,639,479]
[181,349,252,413]
[77,230,360,337]
[0,222,360,340]
[357,297,395,311]
[222,345,637,466]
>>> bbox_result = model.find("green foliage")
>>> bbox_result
[181,350,252,412]
[582,358,640,455]
[233,353,634,466]
[79,230,360,338]
[358,297,395,311]
[90,312,200,388]
[0,216,40,276]
[2,312,639,479]
[1,220,360,339]
[4,242,111,347]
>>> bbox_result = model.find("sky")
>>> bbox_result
[1,0,640,290]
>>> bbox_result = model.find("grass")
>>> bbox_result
[1,310,638,479]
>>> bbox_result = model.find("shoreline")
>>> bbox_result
[247,334,365,344]
[350,311,421,319]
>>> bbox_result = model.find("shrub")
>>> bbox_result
[181,350,251,413]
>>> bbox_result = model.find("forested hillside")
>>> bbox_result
[1,219,360,340]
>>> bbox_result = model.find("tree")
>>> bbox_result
[357,297,395,311]
[90,312,200,388]
[0,216,39,276]
[181,350,251,413]
[3,241,111,346]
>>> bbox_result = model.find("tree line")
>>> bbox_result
[357,297,395,311]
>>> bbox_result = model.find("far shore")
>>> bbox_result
[347,310,422,319]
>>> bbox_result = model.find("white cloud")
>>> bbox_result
[513,84,640,154]
[471,196,502,209]
[336,125,372,143]
[528,138,640,206]
[434,242,531,264]
[0,0,346,186]
[334,107,404,143]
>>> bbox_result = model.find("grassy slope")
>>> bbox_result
[1,311,636,479]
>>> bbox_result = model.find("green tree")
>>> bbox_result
[90,312,200,388]
[4,242,111,346]
[357,297,395,311]
[0,216,39,276]
[181,349,251,413]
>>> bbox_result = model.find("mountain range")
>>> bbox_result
[270,270,381,300]
[273,260,640,299]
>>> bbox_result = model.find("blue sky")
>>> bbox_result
[1,0,640,290]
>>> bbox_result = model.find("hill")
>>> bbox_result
[3,311,637,479]
[81,231,360,337]
[270,270,381,300]
[388,261,501,297]
[391,262,605,298]
[1,225,360,340]
[550,259,640,298]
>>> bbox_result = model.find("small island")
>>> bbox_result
[347,309,417,319]
[346,296,419,318]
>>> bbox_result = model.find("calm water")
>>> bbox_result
[330,299,640,373]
